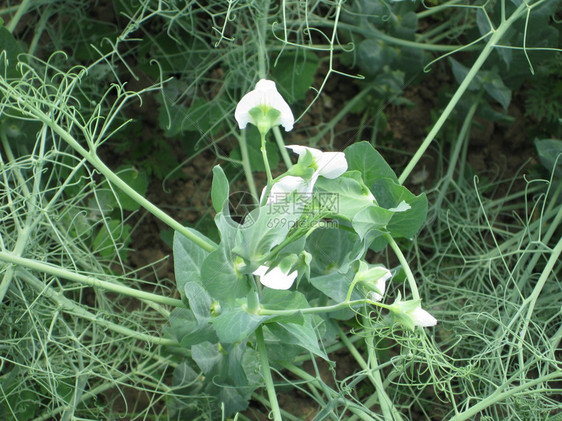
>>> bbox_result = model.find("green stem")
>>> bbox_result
[281,362,377,420]
[398,0,529,185]
[260,132,273,185]
[257,0,271,79]
[384,234,420,301]
[255,325,282,421]
[434,94,480,211]
[0,126,48,303]
[338,324,403,421]
[365,330,404,421]
[518,235,562,350]
[272,126,292,169]
[313,20,473,52]
[18,270,178,347]
[238,130,259,203]
[5,0,32,32]
[0,251,185,308]
[24,108,216,253]
[448,371,562,421]
[258,298,375,317]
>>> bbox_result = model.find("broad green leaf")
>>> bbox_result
[232,206,294,263]
[480,71,511,111]
[372,178,428,239]
[261,289,309,324]
[344,141,398,187]
[309,267,362,303]
[315,172,376,221]
[211,307,272,343]
[272,51,319,102]
[0,26,24,78]
[116,167,148,211]
[158,98,225,137]
[184,281,212,323]
[211,165,229,213]
[201,245,249,300]
[450,58,481,91]
[92,220,131,260]
[357,39,397,76]
[172,361,200,389]
[219,386,253,416]
[173,229,215,293]
[351,205,394,240]
[307,228,363,276]
[261,288,309,311]
[164,308,196,342]
[267,320,328,360]
[165,308,218,347]
[97,167,148,212]
[192,342,221,374]
[535,138,562,178]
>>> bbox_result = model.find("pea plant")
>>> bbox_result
[169,79,431,418]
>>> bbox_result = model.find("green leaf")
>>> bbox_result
[351,205,394,240]
[480,71,511,111]
[92,220,131,260]
[165,308,218,347]
[535,138,562,178]
[184,281,212,324]
[201,245,249,301]
[309,267,362,303]
[211,165,229,213]
[307,228,363,276]
[173,229,215,294]
[272,51,319,102]
[158,97,225,138]
[116,168,148,211]
[450,59,512,111]
[211,307,272,343]
[192,342,222,374]
[344,141,398,186]
[267,319,328,360]
[357,39,398,76]
[372,179,428,239]
[232,206,293,263]
[315,172,376,221]
[99,166,148,212]
[0,27,24,78]
[260,289,309,324]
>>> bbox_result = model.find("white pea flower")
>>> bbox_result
[287,145,348,184]
[260,175,310,205]
[389,297,437,330]
[235,79,294,133]
[253,265,298,290]
[409,306,438,327]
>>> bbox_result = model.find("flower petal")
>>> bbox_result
[253,265,298,290]
[286,145,323,161]
[315,151,348,179]
[260,176,310,204]
[411,307,437,327]
[286,145,348,179]
[235,79,294,131]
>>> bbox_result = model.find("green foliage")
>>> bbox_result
[170,142,428,415]
[272,51,319,103]
[525,55,562,125]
